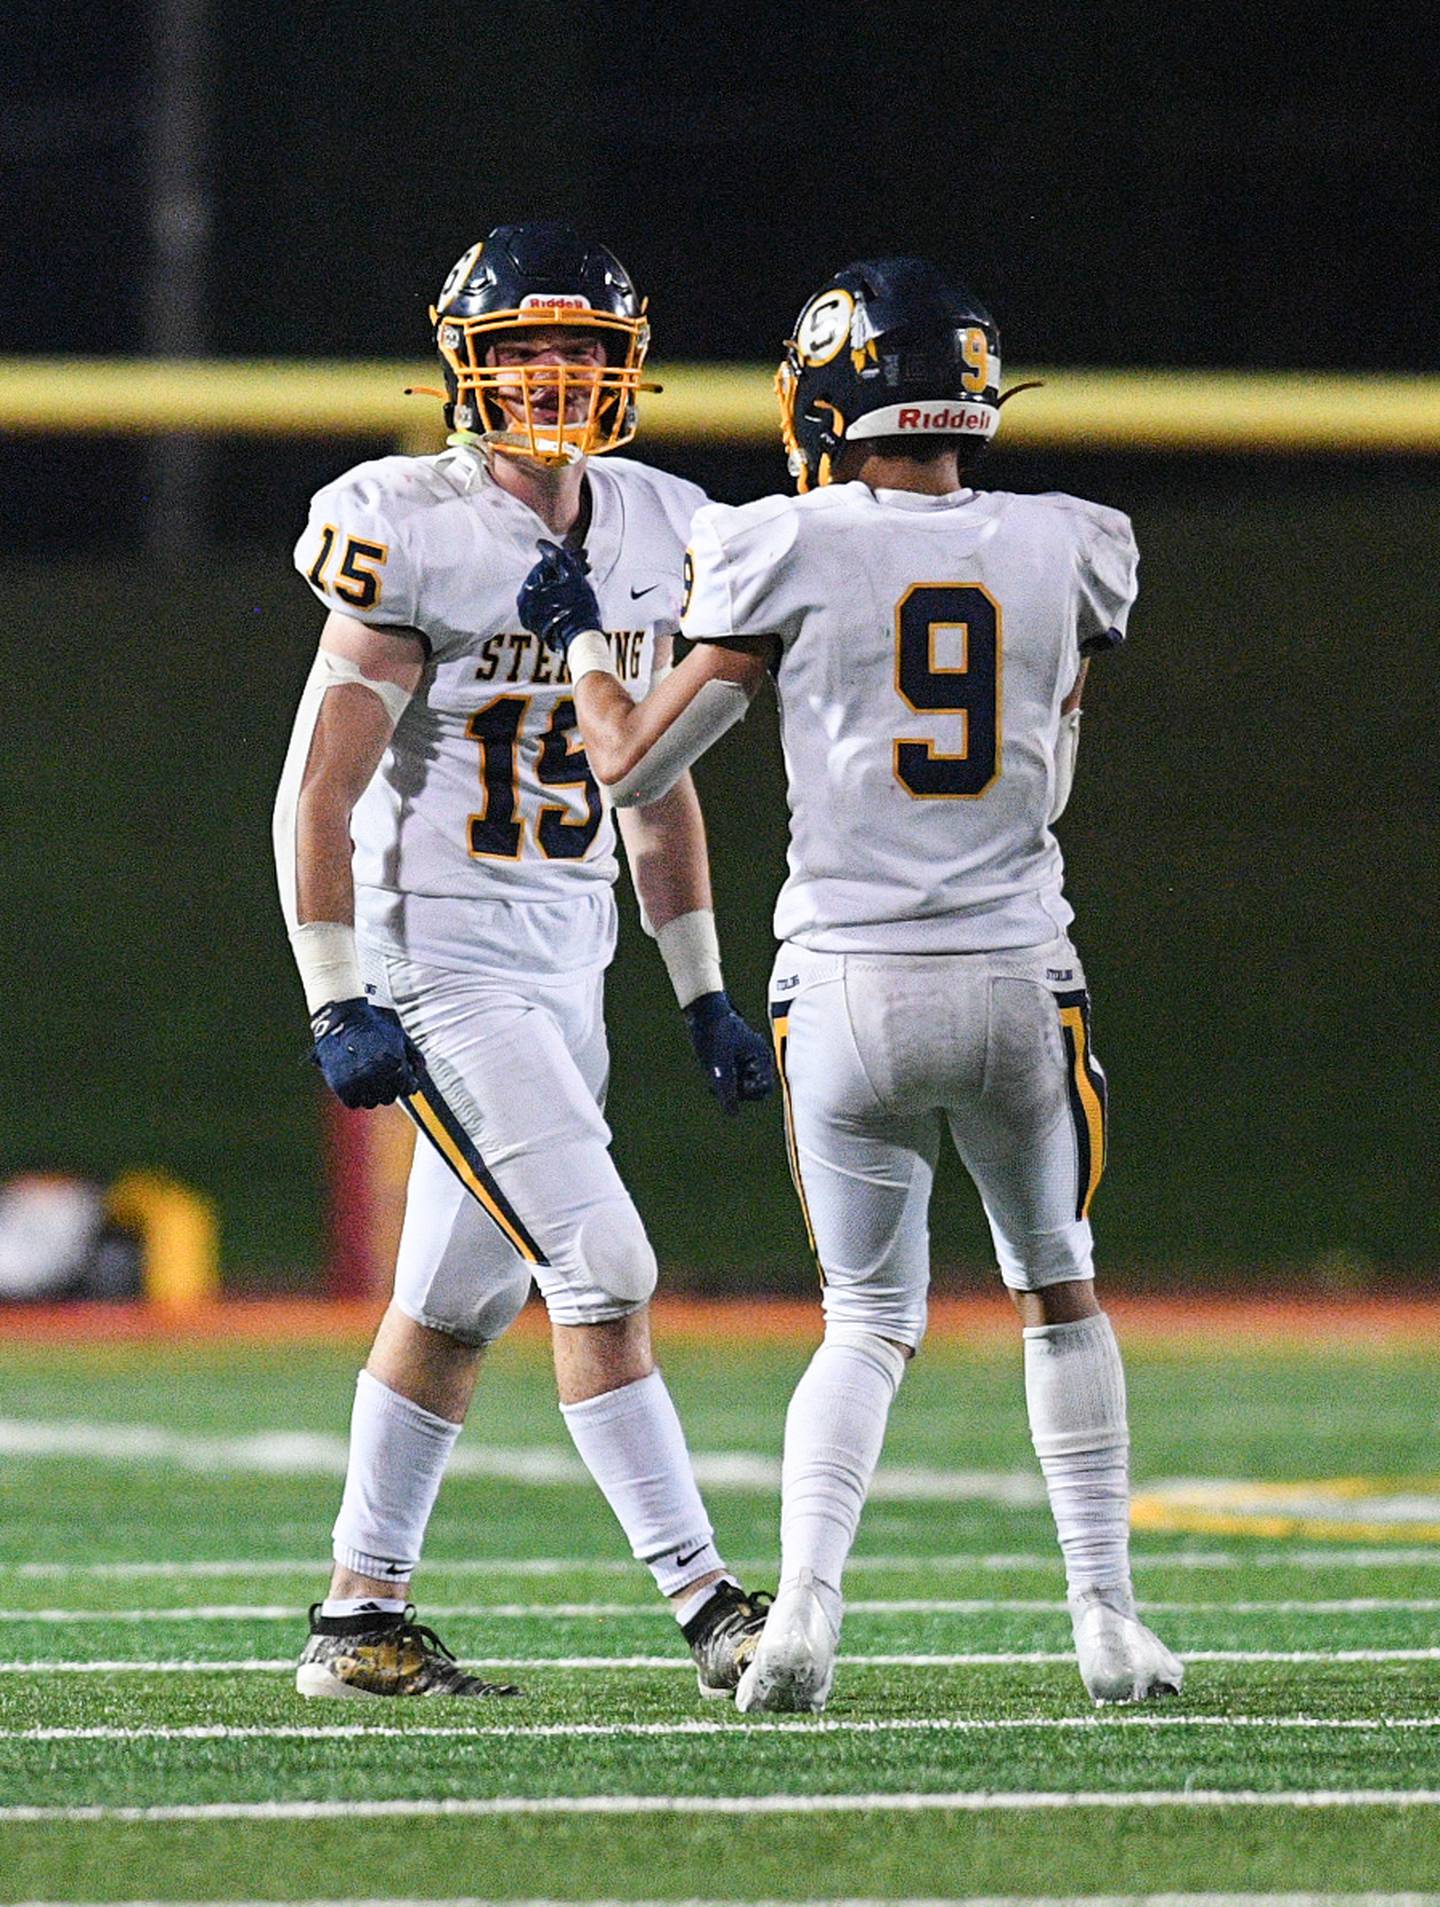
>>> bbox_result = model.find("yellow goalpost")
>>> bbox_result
[6,358,1440,455]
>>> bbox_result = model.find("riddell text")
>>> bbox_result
[896,407,989,431]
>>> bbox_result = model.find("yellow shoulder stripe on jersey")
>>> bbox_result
[1056,991,1106,1220]
[403,1078,546,1267]
[769,1002,820,1276]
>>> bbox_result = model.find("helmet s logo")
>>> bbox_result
[794,288,856,367]
[436,242,484,314]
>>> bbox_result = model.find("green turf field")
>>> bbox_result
[2,1320,1439,1902]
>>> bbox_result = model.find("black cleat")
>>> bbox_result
[681,1581,773,1700]
[295,1602,523,1699]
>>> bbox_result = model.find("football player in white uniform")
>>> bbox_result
[274,224,774,1699]
[516,257,1184,1714]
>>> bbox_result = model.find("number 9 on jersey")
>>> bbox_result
[893,583,1001,800]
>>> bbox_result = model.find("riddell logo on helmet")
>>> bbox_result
[896,406,989,431]
[520,294,592,311]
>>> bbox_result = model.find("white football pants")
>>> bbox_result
[366,951,657,1339]
[769,935,1107,1349]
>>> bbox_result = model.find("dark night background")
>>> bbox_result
[3,1,1437,1286]
[10,4,1438,366]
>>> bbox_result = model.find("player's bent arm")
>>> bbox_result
[1050,662,1090,825]
[575,637,774,805]
[273,612,425,1010]
[514,536,771,804]
[512,544,775,1108]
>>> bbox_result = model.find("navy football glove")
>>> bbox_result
[682,990,776,1115]
[310,998,423,1110]
[516,539,603,657]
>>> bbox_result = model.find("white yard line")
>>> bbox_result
[13,1598,1440,1623]
[6,1790,1440,1823]
[6,1558,632,1580]
[0,1420,1044,1506]
[7,1648,1440,1674]
[10,1898,1440,1907]
[9,1549,1440,1579]
[13,1899,1440,1907]
[9,1411,1440,1537]
[7,1715,1440,1743]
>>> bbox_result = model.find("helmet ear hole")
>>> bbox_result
[814,399,847,450]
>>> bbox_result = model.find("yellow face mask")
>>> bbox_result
[432,302,658,467]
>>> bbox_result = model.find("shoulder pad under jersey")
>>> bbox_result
[294,455,454,629]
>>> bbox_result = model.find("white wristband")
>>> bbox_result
[653,908,724,1009]
[290,921,364,1016]
[565,630,619,686]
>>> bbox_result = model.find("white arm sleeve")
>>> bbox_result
[606,677,750,809]
[1048,707,1082,824]
[272,651,413,1008]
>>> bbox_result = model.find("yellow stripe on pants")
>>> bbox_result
[771,1008,820,1269]
[1058,1003,1106,1218]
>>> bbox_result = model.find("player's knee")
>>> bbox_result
[466,1265,535,1343]
[820,1283,927,1353]
[1009,1276,1100,1328]
[575,1201,657,1306]
[400,1261,533,1348]
[822,1321,913,1389]
[998,1228,1095,1301]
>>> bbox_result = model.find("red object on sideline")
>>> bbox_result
[324,1098,380,1298]
[323,1096,415,1299]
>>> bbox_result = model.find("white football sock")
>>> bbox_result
[319,1596,407,1620]
[560,1368,722,1597]
[331,1368,462,1583]
[778,1326,909,1632]
[671,1575,740,1629]
[1024,1312,1133,1600]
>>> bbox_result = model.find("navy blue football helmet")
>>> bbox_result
[430,223,654,465]
[776,258,1002,491]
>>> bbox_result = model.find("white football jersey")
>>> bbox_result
[680,482,1137,953]
[295,446,705,977]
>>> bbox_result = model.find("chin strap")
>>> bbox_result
[445,425,583,469]
[484,429,585,467]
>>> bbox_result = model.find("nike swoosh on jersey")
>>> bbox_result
[629,584,659,600]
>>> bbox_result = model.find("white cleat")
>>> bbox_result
[1071,1585,1185,1705]
[734,1568,839,1714]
